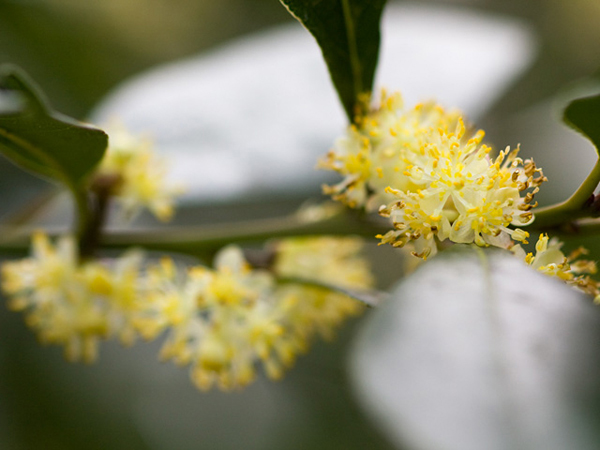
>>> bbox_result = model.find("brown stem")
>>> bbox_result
[78,173,121,260]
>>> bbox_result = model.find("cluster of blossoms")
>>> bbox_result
[1,234,371,390]
[0,124,184,364]
[513,234,600,301]
[94,122,181,222]
[320,90,600,300]
[4,93,600,396]
[320,90,546,259]
[1,233,143,363]
[0,124,370,391]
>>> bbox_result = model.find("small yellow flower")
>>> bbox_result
[2,232,145,362]
[513,233,600,300]
[98,122,182,221]
[144,247,284,391]
[2,233,107,363]
[273,236,371,341]
[81,251,145,346]
[274,236,373,288]
[321,90,545,258]
[2,233,374,391]
[138,237,373,391]
[320,91,461,211]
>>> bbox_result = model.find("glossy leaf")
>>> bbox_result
[564,91,600,155]
[0,65,107,188]
[279,0,387,122]
[351,246,600,450]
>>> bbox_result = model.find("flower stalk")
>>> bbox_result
[0,208,389,258]
[530,158,600,229]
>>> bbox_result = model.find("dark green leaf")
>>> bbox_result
[280,0,387,122]
[351,245,600,450]
[0,65,107,188]
[564,91,600,156]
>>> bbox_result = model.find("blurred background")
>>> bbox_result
[1,0,600,448]
[1,0,599,117]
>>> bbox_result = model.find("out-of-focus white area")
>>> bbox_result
[92,2,536,204]
[351,250,600,450]
[377,4,534,117]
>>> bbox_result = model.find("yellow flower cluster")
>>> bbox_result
[136,236,369,391]
[513,234,600,301]
[1,232,143,363]
[96,123,181,221]
[2,234,372,391]
[273,237,371,341]
[321,91,546,259]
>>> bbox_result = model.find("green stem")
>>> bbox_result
[77,190,110,260]
[71,184,91,240]
[277,275,385,307]
[0,210,388,258]
[103,211,386,256]
[532,158,600,228]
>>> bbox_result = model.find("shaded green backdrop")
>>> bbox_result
[2,0,600,449]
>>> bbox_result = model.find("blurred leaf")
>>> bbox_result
[279,0,387,122]
[351,245,600,450]
[0,65,107,189]
[564,91,600,156]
